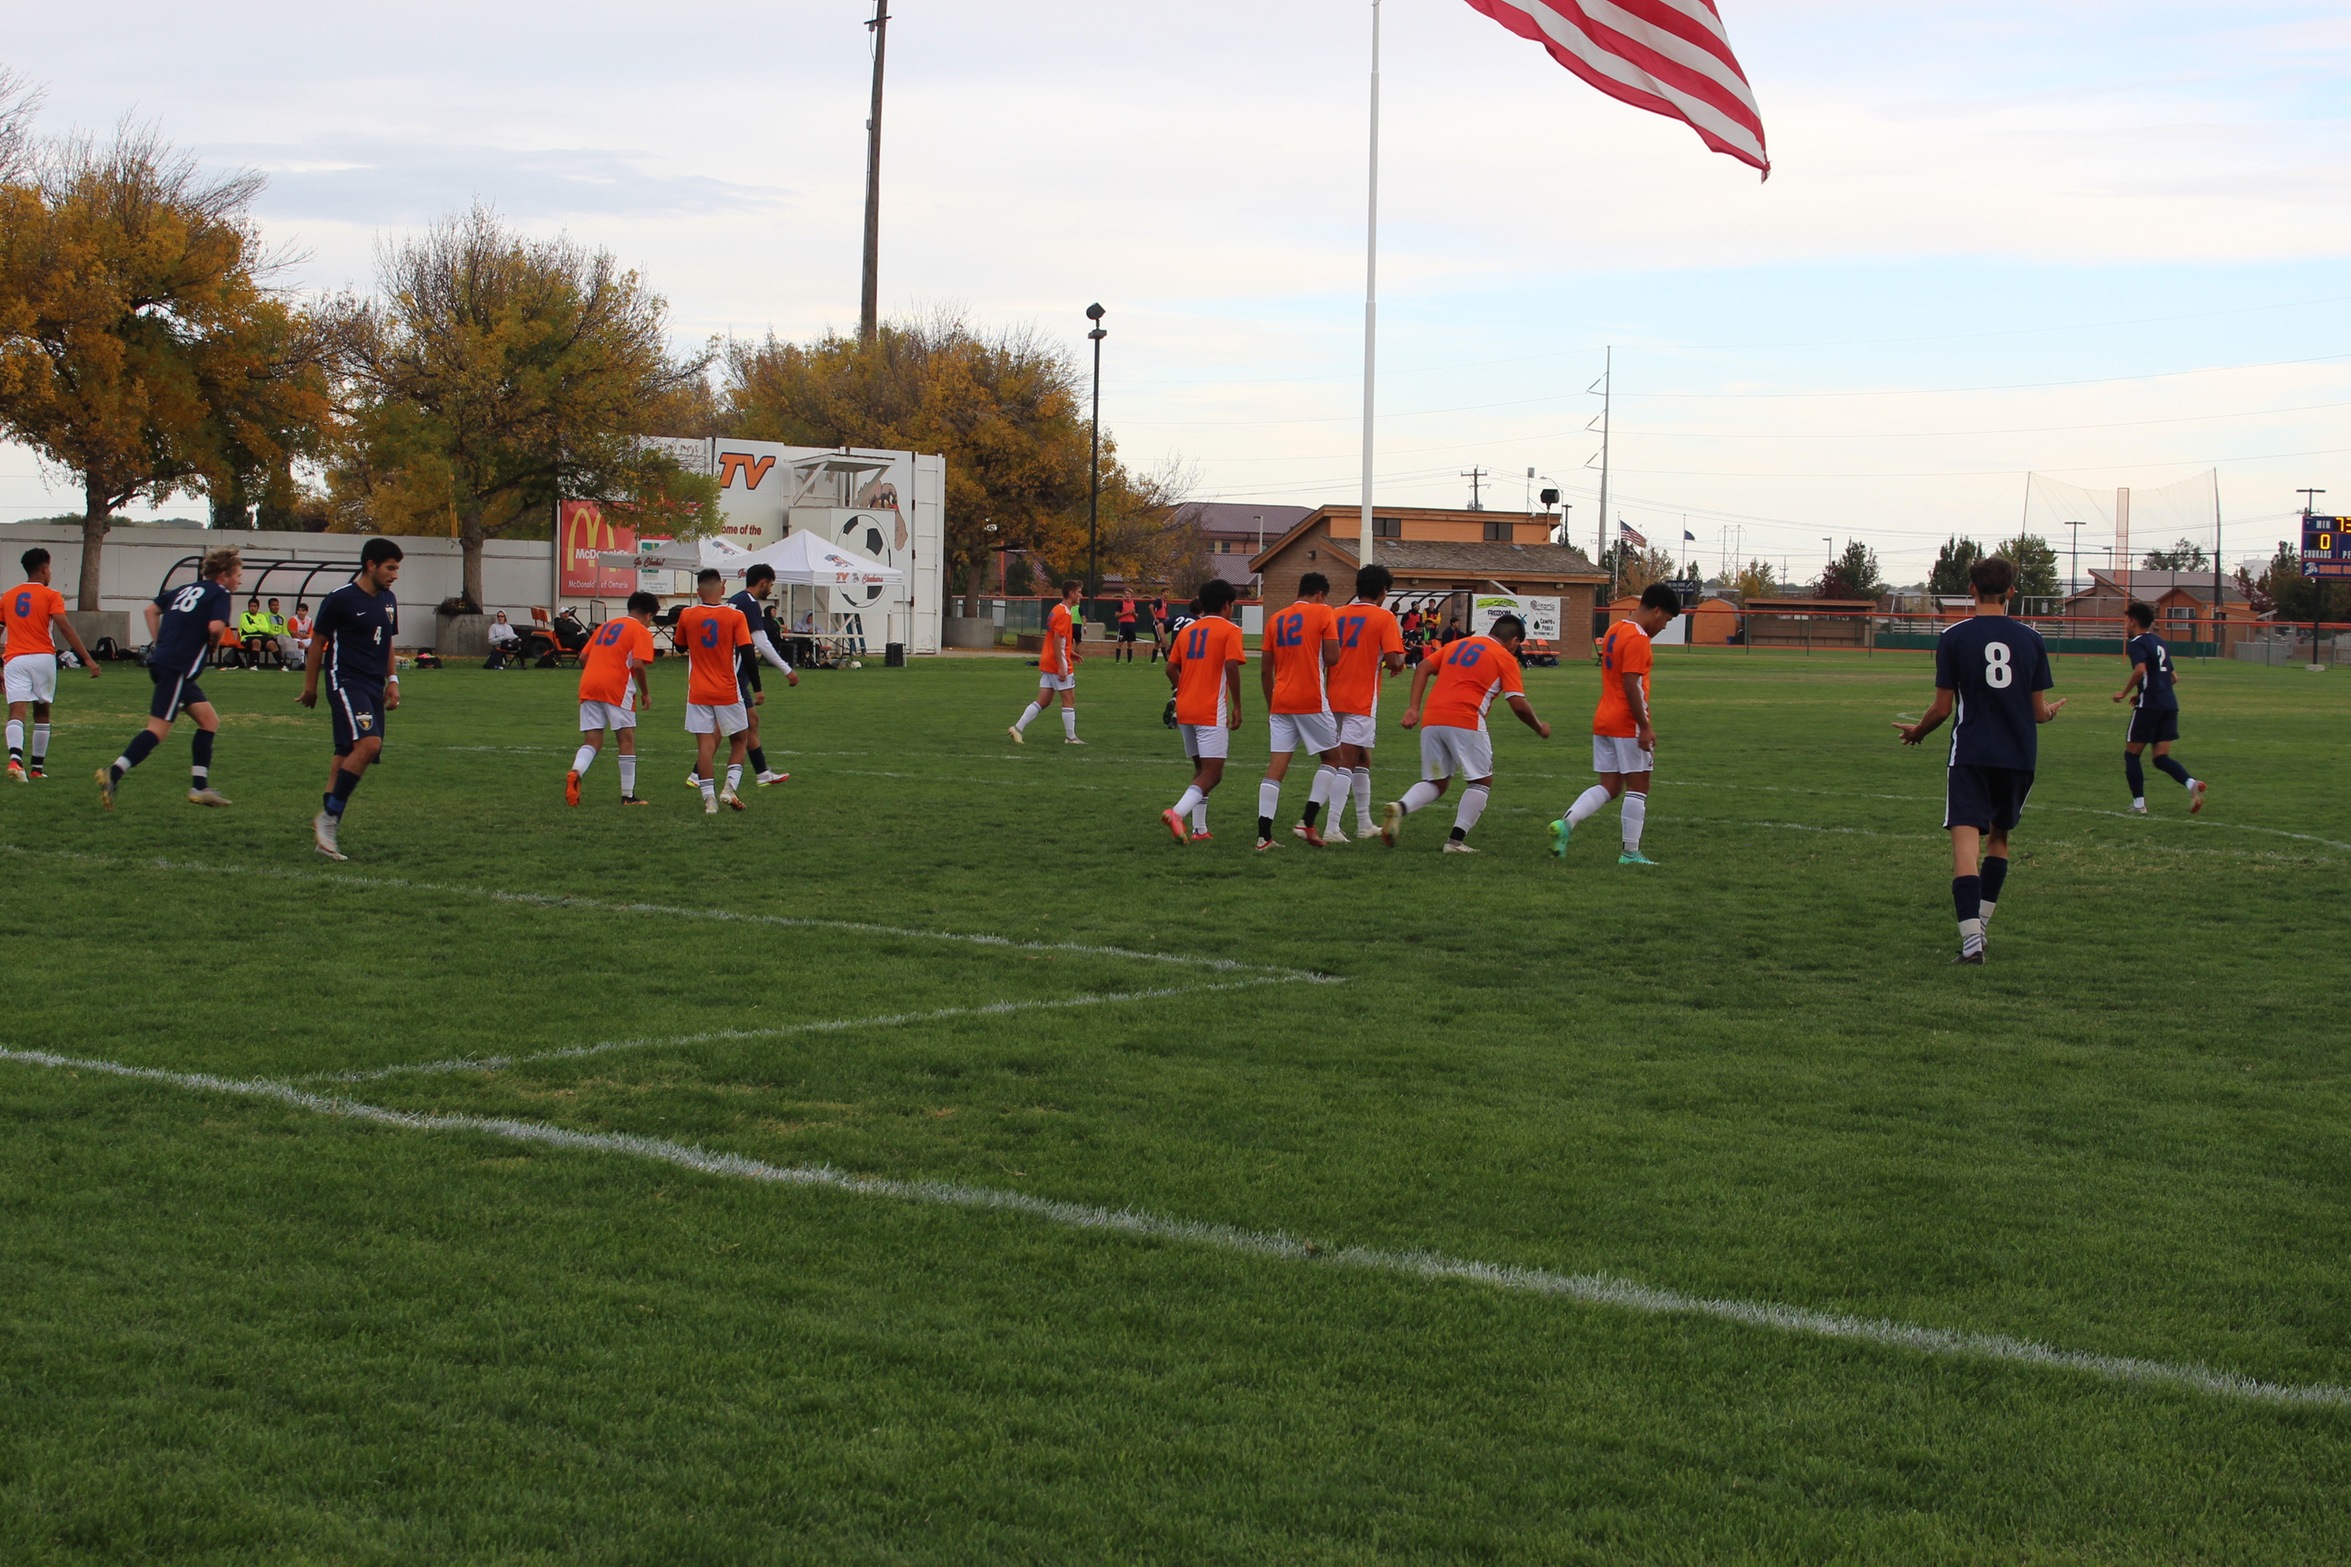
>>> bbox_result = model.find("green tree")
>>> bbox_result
[724,313,1096,613]
[0,122,324,607]
[1601,540,1682,595]
[1994,532,2062,599]
[2237,544,2317,622]
[329,204,718,608]
[2141,538,2209,572]
[1928,535,1983,596]
[1816,538,1885,600]
[1733,558,1777,599]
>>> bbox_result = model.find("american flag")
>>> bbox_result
[1460,0,1770,177]
[1620,522,1648,548]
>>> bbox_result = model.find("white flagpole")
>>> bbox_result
[1358,0,1381,567]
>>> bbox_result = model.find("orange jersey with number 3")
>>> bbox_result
[578,616,656,705]
[1168,614,1245,725]
[2,582,66,658]
[677,603,752,706]
[1592,620,1654,737]
[1326,602,1404,716]
[1265,600,1337,715]
[1419,634,1525,731]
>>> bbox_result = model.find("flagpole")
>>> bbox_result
[1358,0,1381,568]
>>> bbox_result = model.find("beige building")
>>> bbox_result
[1247,506,1607,636]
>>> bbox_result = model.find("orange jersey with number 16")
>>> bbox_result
[1168,615,1245,726]
[1419,634,1525,731]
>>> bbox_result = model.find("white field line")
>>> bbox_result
[6,1044,2344,1411]
[0,843,1332,983]
[1651,817,2336,865]
[309,978,1301,1084]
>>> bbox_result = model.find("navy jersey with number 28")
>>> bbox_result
[149,579,233,678]
[1935,615,2053,771]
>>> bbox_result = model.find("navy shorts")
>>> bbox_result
[148,668,208,722]
[1945,764,2033,833]
[1117,623,1137,642]
[2126,707,2179,746]
[329,679,387,755]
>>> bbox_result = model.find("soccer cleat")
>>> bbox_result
[1161,807,1189,844]
[312,811,346,860]
[1618,850,1658,866]
[1356,818,1377,840]
[1379,801,1402,847]
[1951,948,1985,966]
[1007,725,1025,745]
[1442,839,1478,854]
[6,760,23,783]
[687,771,703,790]
[756,770,790,786]
[2188,779,2207,815]
[27,765,43,780]
[187,788,233,808]
[720,789,746,812]
[95,768,115,810]
[564,770,582,807]
[1549,817,1573,859]
[1189,829,1214,843]
[1064,736,1086,746]
[1291,822,1325,848]
[702,792,719,815]
[620,794,651,807]
[1322,823,1351,846]
[1255,835,1281,852]
[2128,802,2148,815]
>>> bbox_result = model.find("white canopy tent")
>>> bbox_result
[607,531,906,662]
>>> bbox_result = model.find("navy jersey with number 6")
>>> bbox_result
[1935,615,2053,771]
[149,579,233,678]
[314,582,399,686]
[2127,631,2177,712]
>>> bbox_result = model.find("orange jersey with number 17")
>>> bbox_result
[1168,614,1245,726]
[1326,602,1404,716]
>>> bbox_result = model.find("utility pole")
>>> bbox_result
[1590,346,1612,570]
[1461,467,1488,510]
[1086,304,1107,597]
[859,0,890,343]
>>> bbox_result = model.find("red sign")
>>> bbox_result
[560,501,637,597]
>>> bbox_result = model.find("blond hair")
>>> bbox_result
[200,548,242,581]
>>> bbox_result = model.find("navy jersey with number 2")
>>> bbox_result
[1935,616,2053,772]
[2127,631,2177,712]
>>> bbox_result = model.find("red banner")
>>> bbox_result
[559,501,637,596]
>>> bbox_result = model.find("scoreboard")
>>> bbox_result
[2306,517,2351,579]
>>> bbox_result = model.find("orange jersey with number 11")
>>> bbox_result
[1169,615,1245,726]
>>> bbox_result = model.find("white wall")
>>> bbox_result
[2,523,559,649]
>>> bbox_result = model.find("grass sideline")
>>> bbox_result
[3,648,2349,1562]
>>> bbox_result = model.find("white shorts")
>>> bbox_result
[1336,712,1378,749]
[1039,672,1075,692]
[1179,722,1230,761]
[1592,734,1655,775]
[579,699,637,732]
[1419,724,1494,782]
[4,653,57,705]
[684,701,749,736]
[1268,710,1339,756]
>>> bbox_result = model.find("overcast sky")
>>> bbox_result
[5,1,2347,582]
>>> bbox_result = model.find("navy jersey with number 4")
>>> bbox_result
[150,579,233,678]
[314,582,399,686]
[2127,631,2177,711]
[1935,615,2053,771]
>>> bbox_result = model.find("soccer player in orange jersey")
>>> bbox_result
[676,568,755,814]
[1160,578,1246,844]
[1555,583,1679,866]
[1010,579,1085,745]
[3,547,99,782]
[1256,573,1342,850]
[566,591,659,807]
[1384,613,1549,853]
[1320,563,1406,842]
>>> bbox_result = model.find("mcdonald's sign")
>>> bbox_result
[559,501,638,596]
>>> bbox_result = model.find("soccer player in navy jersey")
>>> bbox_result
[1895,556,2068,964]
[97,547,240,810]
[725,563,797,788]
[2113,600,2206,816]
[298,538,403,860]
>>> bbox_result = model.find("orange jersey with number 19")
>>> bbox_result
[1168,614,1245,726]
[578,616,656,705]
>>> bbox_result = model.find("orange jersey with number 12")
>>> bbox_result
[1169,615,1245,726]
[1265,600,1337,715]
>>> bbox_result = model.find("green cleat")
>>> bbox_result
[1618,850,1658,866]
[1549,817,1572,859]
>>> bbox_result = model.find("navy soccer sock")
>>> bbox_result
[191,728,215,787]
[2124,751,2145,799]
[1952,874,1984,955]
[747,746,768,774]
[2152,755,2192,788]
[323,767,362,817]
[112,729,160,782]
[1979,856,2008,906]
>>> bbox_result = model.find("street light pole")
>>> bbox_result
[2299,487,2327,666]
[1086,304,1107,599]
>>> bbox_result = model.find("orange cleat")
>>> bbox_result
[564,770,582,807]
[1161,807,1189,844]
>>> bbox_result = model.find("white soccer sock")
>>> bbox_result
[1566,784,1613,828]
[1174,785,1203,819]
[2132,796,2146,809]
[1061,705,1077,739]
[1191,801,1208,833]
[1958,916,1984,953]
[1258,778,1281,823]
[725,763,743,793]
[31,722,47,761]
[1621,790,1648,851]
[4,719,19,756]
[618,756,637,796]
[571,744,597,776]
[1319,765,1348,817]
[698,774,717,799]
[1452,783,1490,837]
[1979,898,1998,930]
[1399,780,1444,815]
[1352,766,1374,829]
[1014,702,1041,733]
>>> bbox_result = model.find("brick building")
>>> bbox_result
[1246,505,1607,629]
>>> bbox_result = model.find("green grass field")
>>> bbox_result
[4,644,2349,1563]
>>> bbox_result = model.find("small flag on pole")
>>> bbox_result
[1460,0,1771,177]
[1683,529,1697,542]
[1621,522,1648,548]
